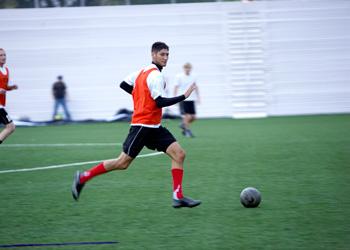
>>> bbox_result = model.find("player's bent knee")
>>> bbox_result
[166,142,186,163]
[176,149,186,163]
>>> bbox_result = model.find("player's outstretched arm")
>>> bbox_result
[155,95,186,108]
[120,81,133,94]
[155,83,196,108]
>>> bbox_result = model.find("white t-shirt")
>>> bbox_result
[124,64,166,100]
[175,72,197,101]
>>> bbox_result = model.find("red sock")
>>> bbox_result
[172,168,184,200]
[79,162,107,184]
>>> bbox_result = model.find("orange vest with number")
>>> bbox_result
[0,67,9,106]
[131,68,162,126]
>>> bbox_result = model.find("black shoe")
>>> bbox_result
[72,171,85,201]
[173,197,201,208]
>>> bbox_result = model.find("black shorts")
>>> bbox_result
[123,126,177,158]
[180,101,196,115]
[0,108,12,125]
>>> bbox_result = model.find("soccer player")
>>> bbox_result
[72,42,201,208]
[174,63,200,137]
[0,48,18,144]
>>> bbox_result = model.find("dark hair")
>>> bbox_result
[151,42,169,53]
[57,75,63,80]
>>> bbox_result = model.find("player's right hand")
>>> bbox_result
[184,83,196,98]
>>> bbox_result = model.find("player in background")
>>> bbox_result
[0,48,18,144]
[72,42,201,208]
[174,63,200,138]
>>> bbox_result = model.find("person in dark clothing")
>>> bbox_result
[52,75,71,121]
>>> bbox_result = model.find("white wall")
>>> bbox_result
[263,0,350,116]
[0,0,349,121]
[225,0,350,118]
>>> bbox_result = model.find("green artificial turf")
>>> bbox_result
[0,115,349,250]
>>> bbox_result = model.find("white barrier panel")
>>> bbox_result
[1,0,349,121]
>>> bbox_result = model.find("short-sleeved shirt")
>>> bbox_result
[175,72,197,101]
[124,64,165,100]
[124,64,166,128]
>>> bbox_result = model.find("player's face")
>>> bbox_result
[0,50,6,66]
[152,49,169,67]
[184,65,192,75]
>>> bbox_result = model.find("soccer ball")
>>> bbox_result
[240,187,261,208]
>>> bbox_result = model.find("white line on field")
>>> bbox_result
[0,152,164,174]
[1,143,122,148]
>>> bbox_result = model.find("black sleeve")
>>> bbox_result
[120,81,133,94]
[155,95,186,108]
